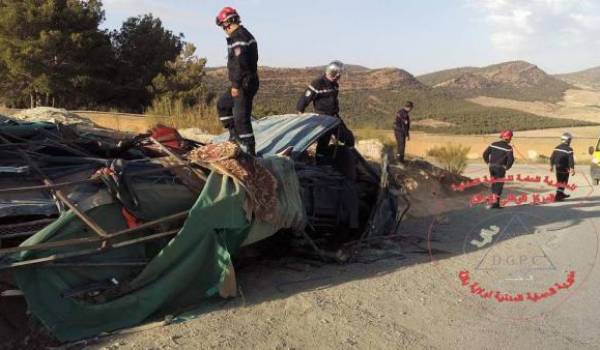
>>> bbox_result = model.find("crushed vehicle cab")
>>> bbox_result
[0,112,406,342]
[589,137,600,185]
[214,113,402,245]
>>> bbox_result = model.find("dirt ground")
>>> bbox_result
[71,163,599,350]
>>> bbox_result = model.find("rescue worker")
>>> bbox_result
[550,132,576,201]
[483,130,515,209]
[394,101,413,163]
[296,61,355,163]
[215,7,259,156]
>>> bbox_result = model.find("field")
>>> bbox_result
[468,88,600,123]
[354,127,599,162]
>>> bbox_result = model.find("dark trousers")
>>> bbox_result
[556,168,570,196]
[217,77,259,149]
[316,120,355,160]
[489,165,506,200]
[394,129,407,162]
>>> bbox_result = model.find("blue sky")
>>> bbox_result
[101,0,600,75]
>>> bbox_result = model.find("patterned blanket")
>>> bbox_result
[188,142,279,224]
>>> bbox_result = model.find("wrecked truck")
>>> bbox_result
[0,112,406,342]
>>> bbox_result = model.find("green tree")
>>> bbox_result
[150,43,207,109]
[111,14,184,111]
[0,0,112,108]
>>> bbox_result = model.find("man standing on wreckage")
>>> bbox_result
[296,61,355,164]
[215,7,259,156]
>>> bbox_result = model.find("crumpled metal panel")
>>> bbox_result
[213,114,340,158]
[0,199,58,218]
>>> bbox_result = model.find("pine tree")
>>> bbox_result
[150,43,207,108]
[0,0,112,108]
[111,14,184,111]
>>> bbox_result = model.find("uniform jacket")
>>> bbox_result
[483,140,514,169]
[550,143,575,169]
[296,75,340,116]
[394,109,411,136]
[227,26,259,90]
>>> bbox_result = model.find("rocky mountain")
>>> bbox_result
[556,66,600,89]
[202,63,592,134]
[417,61,571,102]
[205,66,425,93]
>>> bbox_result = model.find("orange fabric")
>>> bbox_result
[121,207,141,228]
[151,124,182,150]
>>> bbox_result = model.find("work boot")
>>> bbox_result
[228,127,236,142]
[489,199,502,209]
[244,142,256,157]
[555,192,567,202]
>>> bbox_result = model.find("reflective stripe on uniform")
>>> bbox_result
[490,145,513,152]
[219,116,234,120]
[239,133,254,139]
[228,39,257,49]
[553,148,573,154]
[307,85,337,94]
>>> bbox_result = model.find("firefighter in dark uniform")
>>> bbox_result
[550,132,576,201]
[215,7,259,156]
[296,61,355,163]
[394,101,413,163]
[483,130,515,209]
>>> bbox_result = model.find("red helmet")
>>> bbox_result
[216,7,240,27]
[500,130,513,140]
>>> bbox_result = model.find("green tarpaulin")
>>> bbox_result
[13,156,304,341]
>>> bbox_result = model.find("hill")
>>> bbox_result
[417,61,572,102]
[417,67,478,86]
[556,66,600,89]
[205,66,595,135]
[206,66,424,93]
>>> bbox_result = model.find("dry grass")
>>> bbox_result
[426,144,471,175]
[354,128,396,146]
[146,99,224,134]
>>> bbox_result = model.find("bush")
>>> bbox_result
[427,144,471,175]
[353,128,396,147]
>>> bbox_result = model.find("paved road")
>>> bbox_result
[401,163,600,348]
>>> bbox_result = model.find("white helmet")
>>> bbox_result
[325,60,344,79]
[561,132,573,143]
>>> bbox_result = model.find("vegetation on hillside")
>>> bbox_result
[437,77,571,103]
[225,85,595,135]
[417,67,478,86]
[556,66,600,88]
[417,61,572,103]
